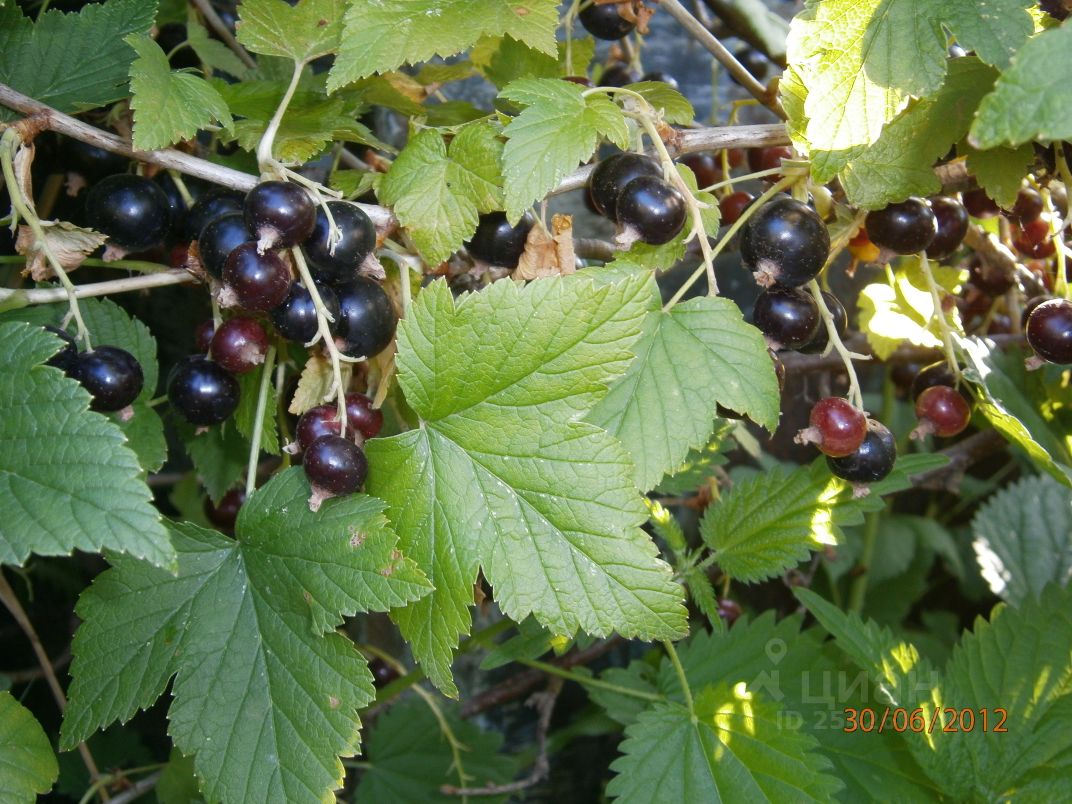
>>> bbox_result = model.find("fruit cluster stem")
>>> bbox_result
[256,58,306,176]
[918,253,961,379]
[245,345,277,498]
[1043,186,1070,300]
[805,279,865,410]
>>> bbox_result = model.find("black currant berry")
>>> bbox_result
[464,211,534,268]
[346,392,384,440]
[167,355,241,425]
[588,153,662,220]
[912,385,972,439]
[579,2,635,39]
[752,287,821,350]
[304,435,368,496]
[910,361,971,403]
[796,397,867,458]
[968,257,1015,297]
[827,420,897,485]
[1026,298,1072,364]
[204,488,246,531]
[86,174,172,251]
[719,191,753,226]
[71,346,143,412]
[1006,187,1043,224]
[864,197,937,256]
[182,188,245,241]
[245,181,316,251]
[717,598,742,625]
[44,325,78,374]
[223,242,293,312]
[1021,294,1056,327]
[962,188,999,219]
[599,62,640,87]
[62,136,130,181]
[740,196,830,288]
[295,404,343,451]
[617,176,688,245]
[746,146,793,176]
[303,201,376,282]
[198,212,251,279]
[271,282,340,344]
[333,278,398,359]
[369,658,400,688]
[210,317,269,374]
[194,319,216,354]
[925,196,969,260]
[799,291,847,354]
[680,153,722,189]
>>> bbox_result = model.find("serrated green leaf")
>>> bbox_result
[236,0,344,62]
[0,692,58,801]
[654,423,734,495]
[607,683,842,802]
[588,283,779,491]
[119,402,167,473]
[230,94,381,164]
[475,35,596,89]
[627,81,694,126]
[0,0,157,120]
[962,142,1035,208]
[180,422,248,503]
[355,698,519,803]
[234,366,280,456]
[0,323,171,568]
[479,616,555,670]
[972,475,1072,604]
[701,0,789,62]
[501,78,628,222]
[971,21,1072,149]
[63,469,430,804]
[379,124,504,263]
[328,0,559,91]
[127,34,232,151]
[589,659,661,727]
[186,16,250,78]
[366,276,687,695]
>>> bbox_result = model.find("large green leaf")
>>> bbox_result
[236,0,344,62]
[366,276,687,695]
[63,469,430,804]
[0,323,171,568]
[0,692,58,802]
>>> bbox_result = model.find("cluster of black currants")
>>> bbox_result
[587,153,688,246]
[291,392,383,507]
[45,326,143,414]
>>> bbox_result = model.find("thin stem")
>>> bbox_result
[1044,186,1070,300]
[0,269,196,307]
[515,657,663,702]
[245,345,277,498]
[291,248,347,432]
[0,255,171,273]
[257,59,306,173]
[806,279,866,410]
[700,165,783,194]
[662,640,695,714]
[412,685,472,798]
[166,169,195,207]
[919,252,961,378]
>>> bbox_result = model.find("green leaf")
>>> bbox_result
[180,422,248,503]
[355,698,519,802]
[588,660,661,727]
[366,276,687,695]
[500,78,628,222]
[627,81,695,126]
[127,34,232,150]
[961,142,1035,208]
[379,124,504,264]
[654,423,734,495]
[186,16,250,78]
[0,0,157,119]
[971,22,1072,149]
[236,0,344,62]
[119,402,167,474]
[474,35,596,89]
[698,0,789,62]
[230,95,380,164]
[329,0,559,91]
[972,475,1072,604]
[234,366,280,456]
[587,285,779,491]
[63,469,430,803]
[0,692,58,801]
[0,323,171,568]
[607,683,842,802]
[479,616,555,670]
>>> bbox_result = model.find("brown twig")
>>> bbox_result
[2,645,72,683]
[106,771,162,804]
[909,430,1008,491]
[189,0,257,70]
[779,333,1025,374]
[0,268,198,306]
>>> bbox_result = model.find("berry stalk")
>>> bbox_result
[256,58,306,176]
[806,279,866,410]
[245,345,277,498]
[918,252,962,380]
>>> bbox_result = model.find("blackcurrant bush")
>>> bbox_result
[210,317,269,374]
[198,212,251,279]
[599,62,640,87]
[244,181,316,251]
[194,319,216,353]
[71,346,144,412]
[86,174,172,251]
[44,325,78,374]
[616,176,687,245]
[718,191,753,226]
[295,404,343,451]
[304,435,368,496]
[680,152,722,189]
[588,153,662,220]
[925,196,969,260]
[578,2,635,39]
[346,392,384,440]
[276,281,341,343]
[182,188,245,240]
[912,385,972,439]
[827,420,897,485]
[796,397,867,458]
[1021,294,1055,328]
[1006,187,1043,224]
[464,211,534,268]
[752,287,821,350]
[333,278,398,359]
[799,291,847,354]
[864,197,936,255]
[223,242,293,312]
[204,488,246,531]
[1026,298,1072,364]
[962,188,999,219]
[303,201,376,282]
[167,355,241,425]
[740,196,830,288]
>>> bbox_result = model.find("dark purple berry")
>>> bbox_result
[167,355,241,425]
[44,325,78,374]
[752,287,821,350]
[198,212,251,279]
[599,62,640,87]
[346,392,383,439]
[798,397,867,458]
[194,319,216,353]
[799,291,847,354]
[827,420,897,484]
[925,196,969,260]
[71,346,143,411]
[913,386,971,438]
[962,189,1000,219]
[204,488,246,531]
[333,278,398,359]
[741,196,830,288]
[183,188,245,241]
[244,181,316,251]
[271,282,340,344]
[223,242,293,312]
[865,198,937,256]
[304,434,368,495]
[1026,298,1072,364]
[296,404,343,451]
[465,211,534,268]
[617,176,687,245]
[303,201,376,283]
[579,2,635,39]
[589,153,662,220]
[210,317,269,374]
[86,174,172,251]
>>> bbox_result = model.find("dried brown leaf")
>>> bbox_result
[514,214,577,280]
[15,220,107,280]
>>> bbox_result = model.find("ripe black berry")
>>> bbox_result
[740,196,830,288]
[194,319,216,354]
[85,174,172,251]
[271,282,340,344]
[244,181,316,251]
[71,346,143,412]
[1021,294,1055,327]
[719,191,753,226]
[464,211,534,268]
[44,325,78,374]
[752,287,821,350]
[579,2,635,39]
[346,392,383,440]
[746,146,792,177]
[912,385,971,439]
[864,198,937,256]
[827,420,897,485]
[1026,298,1072,364]
[910,361,971,403]
[616,176,688,245]
[797,397,868,458]
[198,212,252,279]
[183,188,245,240]
[962,189,999,219]
[369,657,400,688]
[204,488,246,531]
[589,153,662,220]
[303,201,376,283]
[223,242,293,312]
[925,196,969,260]
[1007,187,1043,224]
[599,62,640,87]
[295,404,343,451]
[333,278,398,359]
[304,435,368,496]
[167,355,241,425]
[799,291,847,354]
[210,317,269,374]
[968,257,1015,297]
[680,153,722,189]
